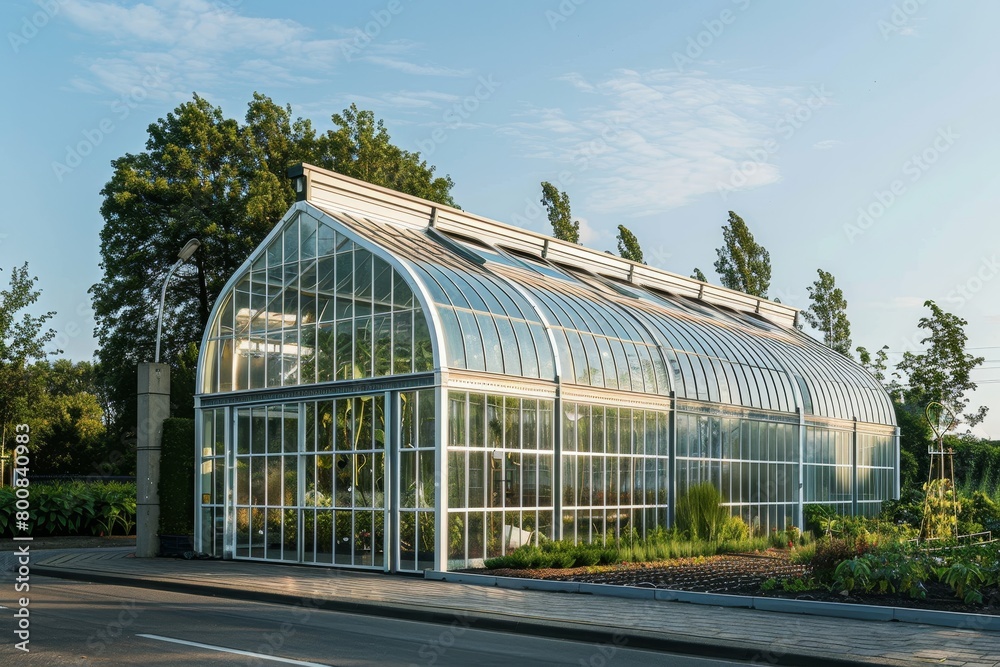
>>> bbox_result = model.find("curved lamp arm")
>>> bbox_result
[155,239,201,363]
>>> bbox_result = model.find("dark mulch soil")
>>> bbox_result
[477,549,1000,616]
[0,535,136,551]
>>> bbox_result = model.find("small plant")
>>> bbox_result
[936,561,986,604]
[781,577,816,593]
[832,558,872,594]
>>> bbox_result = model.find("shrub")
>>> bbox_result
[0,480,136,537]
[158,418,195,535]
[719,515,750,541]
[675,483,728,541]
[807,538,872,581]
[879,488,923,528]
[959,491,1000,536]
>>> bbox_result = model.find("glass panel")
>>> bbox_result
[373,313,392,377]
[393,272,413,309]
[457,309,485,371]
[393,311,413,375]
[413,307,434,372]
[283,217,299,264]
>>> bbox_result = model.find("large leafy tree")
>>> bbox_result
[896,300,987,429]
[0,264,57,454]
[616,225,644,263]
[540,182,579,243]
[713,211,771,297]
[92,93,456,443]
[801,269,852,357]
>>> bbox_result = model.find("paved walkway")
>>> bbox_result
[10,547,1000,667]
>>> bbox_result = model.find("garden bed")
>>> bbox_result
[475,548,1000,615]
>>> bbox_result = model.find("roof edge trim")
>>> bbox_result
[295,162,798,328]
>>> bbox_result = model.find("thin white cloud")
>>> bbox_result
[498,69,806,216]
[57,0,449,101]
[364,56,471,78]
[556,73,596,93]
[813,139,842,150]
[62,0,310,53]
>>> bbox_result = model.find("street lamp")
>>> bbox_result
[155,239,201,363]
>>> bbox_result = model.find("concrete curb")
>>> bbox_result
[33,565,880,667]
[425,570,1000,632]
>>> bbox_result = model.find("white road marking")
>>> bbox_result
[136,634,331,666]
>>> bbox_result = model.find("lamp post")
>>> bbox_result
[137,238,200,557]
[155,238,201,363]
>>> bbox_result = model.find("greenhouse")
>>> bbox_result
[194,163,899,573]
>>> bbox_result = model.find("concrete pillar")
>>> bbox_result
[137,363,170,558]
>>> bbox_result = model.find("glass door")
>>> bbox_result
[396,389,436,572]
[232,404,299,562]
[300,395,387,570]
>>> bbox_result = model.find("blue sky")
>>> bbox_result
[3,0,1000,436]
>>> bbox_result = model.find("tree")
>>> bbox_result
[0,264,57,455]
[691,268,708,282]
[540,182,579,243]
[857,344,891,387]
[896,300,987,429]
[19,360,110,475]
[713,211,771,297]
[616,225,644,263]
[324,104,456,206]
[801,269,852,357]
[92,93,457,448]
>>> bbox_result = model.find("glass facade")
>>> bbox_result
[195,171,899,573]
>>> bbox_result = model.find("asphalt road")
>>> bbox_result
[0,577,747,666]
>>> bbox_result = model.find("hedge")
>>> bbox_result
[158,417,195,535]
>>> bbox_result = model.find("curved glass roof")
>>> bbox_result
[198,207,436,394]
[319,207,892,425]
[198,165,895,428]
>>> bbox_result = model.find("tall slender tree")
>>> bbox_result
[713,211,771,297]
[0,264,58,453]
[540,181,579,243]
[801,269,853,357]
[616,225,644,263]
